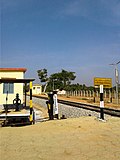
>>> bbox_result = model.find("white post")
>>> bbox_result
[100,85,104,120]
[53,93,58,116]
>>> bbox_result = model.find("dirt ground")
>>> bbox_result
[0,115,120,160]
[0,97,120,160]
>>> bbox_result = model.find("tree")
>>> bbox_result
[60,69,76,87]
[37,69,76,92]
[49,69,76,91]
[37,69,48,92]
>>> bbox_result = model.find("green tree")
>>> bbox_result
[48,69,76,91]
[37,69,85,92]
[37,69,48,92]
[60,69,76,87]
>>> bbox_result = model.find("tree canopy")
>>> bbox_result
[49,69,76,90]
[37,69,76,92]
[37,69,48,83]
[37,69,115,92]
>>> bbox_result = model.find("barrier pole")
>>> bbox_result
[100,85,104,120]
[29,81,33,123]
[24,83,27,107]
[93,87,96,103]
[110,88,112,103]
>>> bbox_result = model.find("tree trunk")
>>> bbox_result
[43,82,48,93]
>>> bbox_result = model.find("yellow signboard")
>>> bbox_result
[94,77,112,88]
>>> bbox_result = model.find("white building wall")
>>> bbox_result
[32,85,42,95]
[0,71,24,105]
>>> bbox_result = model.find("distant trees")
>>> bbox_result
[48,69,76,91]
[37,68,96,93]
[37,69,76,92]
[64,83,94,91]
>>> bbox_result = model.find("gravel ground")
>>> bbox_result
[28,96,111,120]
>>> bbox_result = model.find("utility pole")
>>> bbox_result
[109,61,120,104]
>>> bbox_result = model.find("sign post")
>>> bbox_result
[94,77,112,104]
[94,77,112,89]
[100,85,104,120]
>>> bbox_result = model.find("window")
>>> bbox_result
[3,83,14,94]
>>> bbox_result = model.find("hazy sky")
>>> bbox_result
[1,0,120,86]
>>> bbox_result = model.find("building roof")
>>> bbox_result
[33,84,42,86]
[0,68,27,72]
[0,78,35,83]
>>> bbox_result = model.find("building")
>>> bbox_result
[0,68,27,107]
[32,84,42,95]
[57,89,66,95]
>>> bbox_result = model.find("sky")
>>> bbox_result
[0,0,120,86]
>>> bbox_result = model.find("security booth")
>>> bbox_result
[0,68,27,106]
[0,78,35,126]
